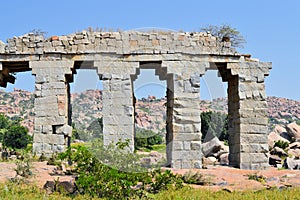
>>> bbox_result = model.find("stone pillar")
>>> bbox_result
[166,74,202,169]
[228,61,271,169]
[101,73,135,151]
[30,60,73,156]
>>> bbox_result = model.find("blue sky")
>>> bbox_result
[0,0,299,100]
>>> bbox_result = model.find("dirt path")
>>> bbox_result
[171,165,300,191]
[0,161,300,191]
[0,161,75,187]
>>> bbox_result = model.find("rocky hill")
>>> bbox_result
[0,89,299,134]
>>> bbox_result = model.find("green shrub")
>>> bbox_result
[3,125,32,149]
[148,169,183,194]
[247,173,266,183]
[58,140,184,199]
[0,114,32,149]
[135,128,163,150]
[13,152,33,183]
[182,171,211,185]
[274,140,289,149]
[59,143,147,199]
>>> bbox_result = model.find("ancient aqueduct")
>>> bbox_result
[0,30,271,170]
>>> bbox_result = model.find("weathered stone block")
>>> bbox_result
[191,141,201,150]
[172,141,183,150]
[240,144,269,153]
[35,116,65,126]
[173,133,201,141]
[182,161,192,169]
[172,150,201,160]
[202,137,222,157]
[183,141,191,150]
[174,115,201,124]
[35,96,57,106]
[240,124,268,134]
[56,124,72,137]
[104,115,133,125]
[240,134,268,144]
[34,133,65,145]
[240,153,268,163]
[193,160,202,169]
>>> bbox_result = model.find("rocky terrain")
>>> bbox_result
[0,89,299,134]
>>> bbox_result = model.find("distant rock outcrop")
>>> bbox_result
[0,89,299,140]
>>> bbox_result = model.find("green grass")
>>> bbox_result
[150,144,166,153]
[137,144,166,153]
[0,183,96,200]
[1,183,300,200]
[154,187,300,200]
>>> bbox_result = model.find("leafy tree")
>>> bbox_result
[0,113,32,149]
[134,128,163,150]
[71,122,80,141]
[3,125,32,149]
[200,24,246,48]
[0,114,10,129]
[0,114,10,141]
[87,117,103,139]
[201,111,228,142]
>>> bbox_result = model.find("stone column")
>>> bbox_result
[30,60,73,156]
[228,61,271,169]
[166,73,202,168]
[95,60,138,152]
[101,73,135,151]
[165,61,207,169]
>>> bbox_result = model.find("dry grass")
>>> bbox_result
[1,182,300,200]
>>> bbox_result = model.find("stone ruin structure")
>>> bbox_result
[0,30,271,170]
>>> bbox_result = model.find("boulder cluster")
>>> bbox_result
[200,122,300,170]
[201,137,229,167]
[268,122,300,170]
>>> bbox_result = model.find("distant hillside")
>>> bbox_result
[0,89,299,134]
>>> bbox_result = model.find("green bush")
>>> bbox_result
[58,140,184,199]
[274,140,289,149]
[0,113,32,149]
[135,128,163,150]
[3,125,32,149]
[182,171,210,185]
[14,152,33,179]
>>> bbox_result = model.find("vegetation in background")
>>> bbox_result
[72,117,103,142]
[0,113,32,149]
[201,111,228,142]
[87,117,103,139]
[134,128,163,150]
[200,24,246,48]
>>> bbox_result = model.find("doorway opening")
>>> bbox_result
[70,68,103,142]
[200,68,229,165]
[132,62,168,166]
[0,63,35,135]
